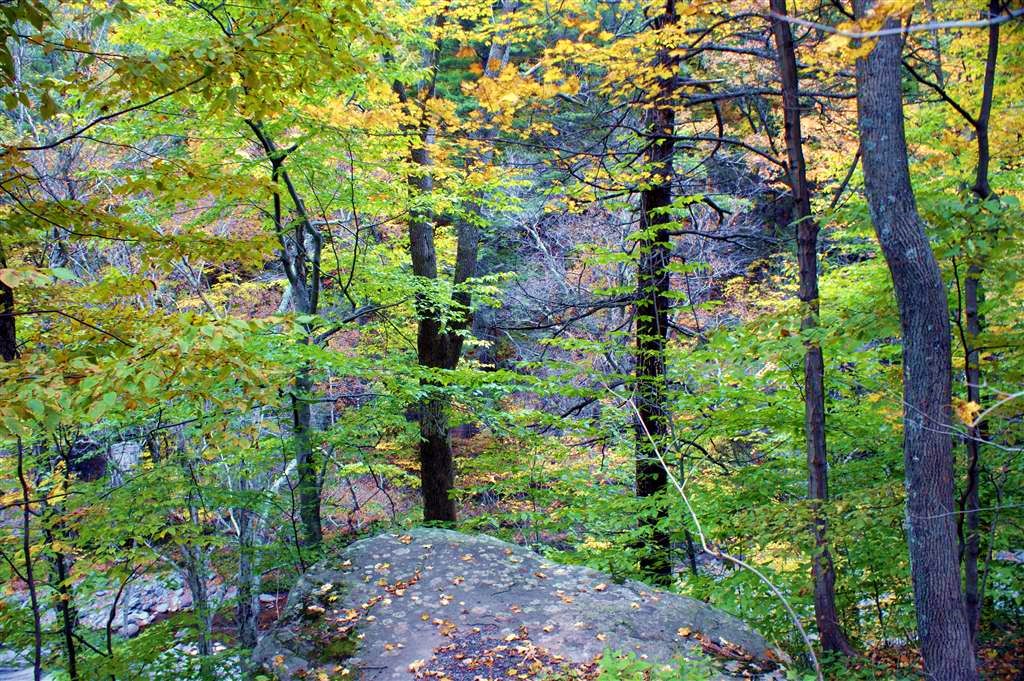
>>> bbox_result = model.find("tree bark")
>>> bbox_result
[247,119,325,546]
[769,0,855,656]
[960,0,999,642]
[236,476,259,650]
[0,239,17,361]
[853,4,978,678]
[395,7,509,521]
[292,369,322,545]
[417,392,457,521]
[404,125,459,522]
[405,144,471,522]
[634,0,677,585]
[49,443,79,680]
[183,500,214,679]
[16,440,42,681]
[961,270,982,643]
[48,543,79,680]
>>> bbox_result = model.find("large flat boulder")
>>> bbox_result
[254,528,787,680]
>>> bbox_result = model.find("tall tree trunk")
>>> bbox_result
[42,440,80,679]
[404,124,458,522]
[769,0,855,656]
[247,119,325,546]
[16,440,42,681]
[47,542,79,680]
[292,369,322,545]
[418,392,457,521]
[184,500,214,680]
[961,272,983,643]
[853,4,978,678]
[396,6,506,521]
[960,0,999,642]
[236,476,259,650]
[634,0,677,585]
[0,239,17,361]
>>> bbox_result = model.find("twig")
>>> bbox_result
[767,7,1024,39]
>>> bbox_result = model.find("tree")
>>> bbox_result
[768,0,855,656]
[0,239,16,361]
[247,119,327,547]
[633,0,678,584]
[903,0,1003,642]
[394,30,461,520]
[394,1,514,521]
[853,2,978,677]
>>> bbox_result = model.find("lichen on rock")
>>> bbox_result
[253,528,788,680]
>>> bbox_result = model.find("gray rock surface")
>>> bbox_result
[254,528,786,680]
[0,670,36,681]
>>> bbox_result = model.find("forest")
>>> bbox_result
[0,0,1022,679]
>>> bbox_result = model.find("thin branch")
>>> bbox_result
[10,72,210,153]
[8,309,134,346]
[767,7,1024,39]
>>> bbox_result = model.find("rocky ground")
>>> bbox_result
[77,573,240,638]
[253,528,789,680]
[0,572,277,681]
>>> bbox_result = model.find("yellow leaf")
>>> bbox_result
[953,398,982,425]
